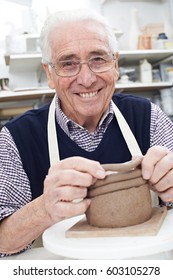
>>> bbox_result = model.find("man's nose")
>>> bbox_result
[76,63,97,87]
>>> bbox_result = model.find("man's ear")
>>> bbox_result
[43,64,55,89]
[115,51,119,69]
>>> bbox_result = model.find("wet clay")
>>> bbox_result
[86,158,152,228]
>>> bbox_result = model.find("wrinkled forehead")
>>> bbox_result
[48,20,110,55]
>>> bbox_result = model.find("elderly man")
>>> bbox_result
[0,9,173,257]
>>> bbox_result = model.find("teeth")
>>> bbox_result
[79,91,98,98]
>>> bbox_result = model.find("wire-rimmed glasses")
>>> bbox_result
[47,54,116,77]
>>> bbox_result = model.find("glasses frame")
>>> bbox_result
[47,54,116,77]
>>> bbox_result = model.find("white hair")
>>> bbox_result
[39,9,118,63]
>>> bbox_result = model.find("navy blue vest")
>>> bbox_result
[5,94,151,200]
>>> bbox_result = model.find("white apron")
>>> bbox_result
[47,95,157,205]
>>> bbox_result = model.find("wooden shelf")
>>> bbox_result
[119,49,173,67]
[116,81,173,91]
[0,88,55,103]
[0,88,55,119]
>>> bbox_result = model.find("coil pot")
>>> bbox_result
[86,158,152,228]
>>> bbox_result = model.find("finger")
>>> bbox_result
[158,187,173,203]
[55,156,106,179]
[142,146,170,180]
[152,169,173,192]
[53,185,88,202]
[43,185,89,222]
[45,169,96,188]
[55,198,91,219]
[150,153,173,184]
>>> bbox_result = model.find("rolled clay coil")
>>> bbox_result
[86,158,152,228]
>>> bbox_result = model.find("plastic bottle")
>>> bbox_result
[139,59,152,83]
[156,33,168,49]
[128,8,140,50]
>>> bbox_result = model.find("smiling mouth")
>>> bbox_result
[79,91,98,98]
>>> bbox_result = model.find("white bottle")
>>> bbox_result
[128,8,140,50]
[139,59,152,83]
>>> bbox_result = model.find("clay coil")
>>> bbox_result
[88,176,146,198]
[91,168,142,189]
[102,157,142,172]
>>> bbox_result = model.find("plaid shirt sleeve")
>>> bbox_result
[0,126,32,257]
[150,102,173,151]
[0,126,32,220]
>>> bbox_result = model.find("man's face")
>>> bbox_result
[44,20,119,130]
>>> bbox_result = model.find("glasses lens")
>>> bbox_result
[56,60,79,76]
[89,55,114,73]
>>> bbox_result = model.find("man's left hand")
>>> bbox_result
[142,146,173,203]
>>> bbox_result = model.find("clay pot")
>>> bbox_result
[86,158,152,228]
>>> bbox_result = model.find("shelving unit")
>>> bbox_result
[0,4,172,111]
[1,49,173,120]
[0,88,54,120]
[117,49,173,95]
[5,53,45,91]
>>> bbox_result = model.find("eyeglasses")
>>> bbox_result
[47,54,116,77]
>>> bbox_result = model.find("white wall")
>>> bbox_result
[32,0,101,34]
[101,0,172,49]
[0,0,101,53]
[0,0,173,52]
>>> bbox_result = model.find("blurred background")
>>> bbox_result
[0,0,173,126]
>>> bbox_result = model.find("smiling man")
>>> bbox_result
[43,19,118,132]
[1,9,173,257]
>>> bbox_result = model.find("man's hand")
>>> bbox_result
[142,146,173,203]
[43,156,106,224]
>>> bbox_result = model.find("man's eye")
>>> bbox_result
[92,56,106,63]
[61,61,78,68]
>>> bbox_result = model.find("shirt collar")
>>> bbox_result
[55,96,114,135]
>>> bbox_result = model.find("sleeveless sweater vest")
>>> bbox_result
[5,94,151,199]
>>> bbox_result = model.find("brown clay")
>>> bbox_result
[92,168,142,189]
[85,158,152,228]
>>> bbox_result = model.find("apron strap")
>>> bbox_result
[111,101,142,156]
[47,94,60,166]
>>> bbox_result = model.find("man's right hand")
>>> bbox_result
[43,156,106,225]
